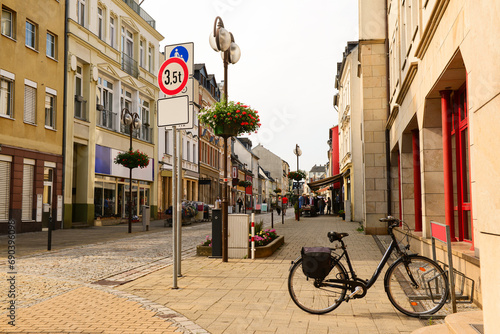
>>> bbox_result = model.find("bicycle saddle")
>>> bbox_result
[328,232,349,242]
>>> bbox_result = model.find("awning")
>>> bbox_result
[307,173,343,191]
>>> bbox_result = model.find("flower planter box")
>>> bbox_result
[249,235,285,258]
[196,245,213,257]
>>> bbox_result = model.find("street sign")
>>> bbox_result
[157,96,189,127]
[162,43,194,103]
[158,57,189,96]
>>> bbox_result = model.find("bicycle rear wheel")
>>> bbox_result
[288,257,347,314]
[385,255,449,317]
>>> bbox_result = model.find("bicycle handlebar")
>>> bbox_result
[379,216,400,229]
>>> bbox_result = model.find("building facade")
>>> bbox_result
[383,0,500,323]
[64,0,163,226]
[335,42,365,222]
[1,0,65,233]
[252,144,289,195]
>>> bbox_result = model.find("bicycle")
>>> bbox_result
[288,216,450,317]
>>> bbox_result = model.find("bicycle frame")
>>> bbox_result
[327,227,409,292]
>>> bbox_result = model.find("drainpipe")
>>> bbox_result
[61,0,69,228]
[384,0,392,216]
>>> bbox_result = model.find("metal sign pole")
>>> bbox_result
[172,125,178,289]
[177,130,183,277]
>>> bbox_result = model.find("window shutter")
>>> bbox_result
[24,85,36,124]
[0,161,11,220]
[22,164,34,220]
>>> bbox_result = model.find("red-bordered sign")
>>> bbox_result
[157,58,189,95]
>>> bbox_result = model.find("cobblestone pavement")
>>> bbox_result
[0,212,281,333]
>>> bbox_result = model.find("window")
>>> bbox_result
[43,167,53,208]
[1,7,15,39]
[25,20,36,49]
[140,40,144,67]
[121,27,133,57]
[0,156,11,221]
[0,75,14,118]
[74,65,86,120]
[97,7,103,40]
[22,161,34,220]
[109,17,115,47]
[148,46,153,72]
[24,82,37,124]
[77,0,86,26]
[46,32,56,59]
[45,92,56,128]
[193,143,196,163]
[187,140,190,161]
[97,77,114,129]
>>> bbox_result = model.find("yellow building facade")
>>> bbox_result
[0,0,65,232]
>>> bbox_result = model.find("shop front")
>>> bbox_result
[94,145,153,220]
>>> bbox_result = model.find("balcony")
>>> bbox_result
[96,108,117,131]
[121,53,139,78]
[122,0,156,29]
[120,123,153,144]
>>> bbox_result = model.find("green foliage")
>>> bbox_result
[198,99,261,135]
[114,150,149,169]
[238,180,252,188]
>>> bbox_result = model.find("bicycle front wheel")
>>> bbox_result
[288,257,347,314]
[385,255,449,317]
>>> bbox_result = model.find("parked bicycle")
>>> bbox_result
[288,216,449,317]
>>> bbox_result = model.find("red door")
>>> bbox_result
[452,85,472,242]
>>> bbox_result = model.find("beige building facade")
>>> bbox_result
[383,0,500,328]
[0,0,65,233]
[64,0,163,226]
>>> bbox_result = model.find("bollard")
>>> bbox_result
[251,213,255,260]
[271,209,274,229]
[282,208,284,224]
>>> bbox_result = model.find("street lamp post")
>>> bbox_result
[293,144,302,192]
[121,108,141,234]
[209,16,241,262]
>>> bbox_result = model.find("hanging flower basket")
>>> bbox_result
[114,150,149,169]
[238,180,252,188]
[288,170,306,181]
[198,99,261,137]
[273,188,282,194]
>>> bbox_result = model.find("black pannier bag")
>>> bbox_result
[301,247,332,279]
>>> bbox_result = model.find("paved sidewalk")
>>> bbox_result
[117,216,426,334]
[0,213,429,333]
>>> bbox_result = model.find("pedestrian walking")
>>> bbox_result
[327,197,332,215]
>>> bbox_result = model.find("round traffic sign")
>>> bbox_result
[158,58,189,95]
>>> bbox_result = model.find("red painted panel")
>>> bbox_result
[431,222,448,243]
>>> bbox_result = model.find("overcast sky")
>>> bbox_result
[141,0,359,172]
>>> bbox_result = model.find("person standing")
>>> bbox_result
[326,197,332,215]
[215,196,221,209]
[237,197,243,213]
[282,196,288,215]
